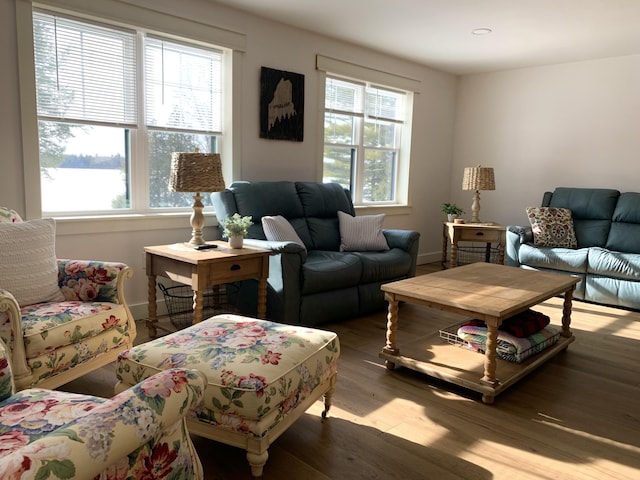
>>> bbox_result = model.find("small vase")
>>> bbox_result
[228,235,243,249]
[447,214,458,222]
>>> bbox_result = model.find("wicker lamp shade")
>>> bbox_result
[461,165,495,223]
[169,152,225,193]
[462,166,495,192]
[169,151,226,246]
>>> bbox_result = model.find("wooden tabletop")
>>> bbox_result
[144,241,271,264]
[382,263,579,320]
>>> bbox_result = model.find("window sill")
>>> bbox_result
[53,212,219,236]
[355,204,412,216]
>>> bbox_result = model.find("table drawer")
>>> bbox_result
[205,256,266,283]
[456,229,504,243]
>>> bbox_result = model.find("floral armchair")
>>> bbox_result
[0,337,206,479]
[0,207,137,390]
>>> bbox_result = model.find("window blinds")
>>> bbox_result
[33,11,137,127]
[144,37,222,134]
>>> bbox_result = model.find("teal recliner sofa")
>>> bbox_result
[211,181,420,326]
[506,187,640,310]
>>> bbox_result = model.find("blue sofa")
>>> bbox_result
[211,181,420,325]
[506,187,640,310]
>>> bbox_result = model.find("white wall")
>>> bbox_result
[452,55,640,227]
[0,0,458,316]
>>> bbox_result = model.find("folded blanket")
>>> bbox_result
[463,309,550,338]
[457,324,560,364]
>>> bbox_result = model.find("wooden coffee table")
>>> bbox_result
[379,263,579,404]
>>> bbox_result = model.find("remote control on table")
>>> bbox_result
[194,244,218,250]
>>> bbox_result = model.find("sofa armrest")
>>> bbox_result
[383,229,420,276]
[0,368,206,480]
[505,225,533,267]
[236,238,306,324]
[508,225,533,244]
[57,259,133,304]
[242,238,308,261]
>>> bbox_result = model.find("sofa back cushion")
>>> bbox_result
[212,181,355,251]
[223,181,306,240]
[296,182,355,251]
[606,192,640,253]
[543,187,620,248]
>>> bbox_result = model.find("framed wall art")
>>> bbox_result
[259,66,304,141]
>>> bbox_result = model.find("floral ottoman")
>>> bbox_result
[115,313,340,478]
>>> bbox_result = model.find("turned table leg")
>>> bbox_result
[481,322,500,404]
[561,285,575,338]
[192,288,204,324]
[382,293,399,370]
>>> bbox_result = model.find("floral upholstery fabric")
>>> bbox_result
[0,338,206,480]
[0,206,22,223]
[117,314,340,438]
[0,254,136,390]
[526,207,578,248]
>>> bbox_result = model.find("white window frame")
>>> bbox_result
[16,0,245,233]
[316,55,420,209]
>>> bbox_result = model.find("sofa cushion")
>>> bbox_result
[352,249,412,283]
[606,192,640,253]
[301,251,362,295]
[587,247,640,281]
[0,388,103,445]
[0,218,65,307]
[262,215,306,250]
[338,212,389,252]
[544,187,619,247]
[228,181,306,239]
[526,207,577,248]
[518,244,588,273]
[21,301,130,358]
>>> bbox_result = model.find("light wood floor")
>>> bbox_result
[63,263,640,480]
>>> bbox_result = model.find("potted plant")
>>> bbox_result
[442,203,465,222]
[220,213,253,248]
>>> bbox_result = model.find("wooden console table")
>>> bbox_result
[442,222,506,268]
[379,263,578,404]
[145,242,271,337]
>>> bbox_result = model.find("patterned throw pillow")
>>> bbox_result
[526,207,577,248]
[261,215,306,250]
[337,211,390,251]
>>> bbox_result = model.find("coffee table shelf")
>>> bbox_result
[379,263,579,404]
[379,328,574,399]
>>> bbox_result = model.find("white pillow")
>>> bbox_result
[0,218,65,306]
[338,211,390,252]
[262,215,306,250]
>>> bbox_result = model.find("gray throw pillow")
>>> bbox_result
[338,211,389,251]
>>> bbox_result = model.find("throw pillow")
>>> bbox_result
[0,218,65,306]
[526,207,577,248]
[262,215,306,250]
[337,211,389,251]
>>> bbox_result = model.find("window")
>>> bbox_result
[317,55,419,208]
[323,77,409,205]
[33,10,223,215]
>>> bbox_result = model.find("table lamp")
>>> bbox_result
[169,150,225,245]
[462,165,495,223]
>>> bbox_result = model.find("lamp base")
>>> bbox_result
[470,190,481,223]
[187,193,206,245]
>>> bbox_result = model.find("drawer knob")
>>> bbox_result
[476,232,484,236]
[230,264,241,271]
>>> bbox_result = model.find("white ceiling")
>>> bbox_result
[210,0,640,74]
